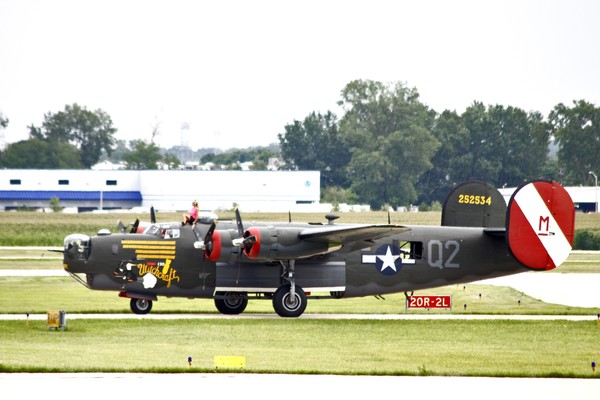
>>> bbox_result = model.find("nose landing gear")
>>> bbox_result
[130,298,153,314]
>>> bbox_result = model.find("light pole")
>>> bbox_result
[590,171,598,212]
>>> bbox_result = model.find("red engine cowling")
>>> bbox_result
[205,230,240,264]
[242,226,330,260]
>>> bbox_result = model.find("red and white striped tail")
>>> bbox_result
[506,180,575,270]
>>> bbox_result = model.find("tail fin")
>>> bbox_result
[506,180,575,270]
[441,181,507,228]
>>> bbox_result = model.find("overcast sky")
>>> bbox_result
[1,0,599,151]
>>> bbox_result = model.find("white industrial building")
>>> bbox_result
[0,169,322,212]
[499,185,599,212]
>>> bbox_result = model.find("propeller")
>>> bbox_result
[232,208,256,252]
[196,220,217,253]
[194,210,256,260]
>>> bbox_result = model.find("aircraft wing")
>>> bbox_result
[299,224,410,245]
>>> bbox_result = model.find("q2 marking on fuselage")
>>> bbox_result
[427,240,460,270]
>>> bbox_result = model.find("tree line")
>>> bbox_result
[280,80,600,209]
[1,79,599,209]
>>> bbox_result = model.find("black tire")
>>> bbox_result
[272,284,307,318]
[130,298,152,314]
[214,291,248,315]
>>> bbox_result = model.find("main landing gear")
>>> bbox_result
[272,259,307,318]
[272,284,307,317]
[214,291,249,314]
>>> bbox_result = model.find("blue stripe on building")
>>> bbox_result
[0,191,142,201]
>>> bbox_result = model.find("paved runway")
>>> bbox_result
[475,273,600,308]
[1,373,598,400]
[0,312,597,321]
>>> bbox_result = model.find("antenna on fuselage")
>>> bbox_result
[325,214,339,225]
[150,206,156,224]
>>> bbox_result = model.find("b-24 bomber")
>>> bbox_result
[61,180,575,317]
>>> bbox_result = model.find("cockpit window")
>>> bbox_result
[144,225,161,236]
[161,228,180,239]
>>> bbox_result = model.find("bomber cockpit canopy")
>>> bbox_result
[144,223,182,239]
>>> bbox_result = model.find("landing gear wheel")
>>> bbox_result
[214,291,248,315]
[272,284,307,318]
[130,298,153,314]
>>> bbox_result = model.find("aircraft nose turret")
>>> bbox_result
[63,233,91,273]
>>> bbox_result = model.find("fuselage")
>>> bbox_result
[63,220,524,301]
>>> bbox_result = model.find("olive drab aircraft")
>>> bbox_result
[61,180,575,317]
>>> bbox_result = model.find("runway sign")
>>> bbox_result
[406,295,452,309]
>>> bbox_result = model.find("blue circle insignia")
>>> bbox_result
[373,244,403,275]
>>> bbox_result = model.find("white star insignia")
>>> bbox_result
[377,246,400,272]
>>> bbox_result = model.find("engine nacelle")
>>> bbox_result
[204,229,241,264]
[242,226,331,260]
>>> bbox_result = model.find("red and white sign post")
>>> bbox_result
[406,295,452,310]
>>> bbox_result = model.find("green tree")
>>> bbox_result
[201,147,278,170]
[338,80,438,209]
[278,111,351,187]
[457,102,549,187]
[122,139,162,169]
[162,153,181,170]
[321,186,357,209]
[0,112,7,129]
[0,111,7,149]
[0,138,82,168]
[417,110,471,204]
[29,103,117,168]
[549,100,600,185]
[492,107,550,186]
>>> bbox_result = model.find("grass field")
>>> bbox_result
[1,248,600,377]
[1,275,598,315]
[1,211,599,377]
[1,318,599,377]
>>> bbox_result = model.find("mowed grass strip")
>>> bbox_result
[1,318,599,377]
[1,276,598,315]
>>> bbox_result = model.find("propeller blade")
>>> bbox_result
[130,219,139,233]
[203,220,217,254]
[235,208,244,236]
